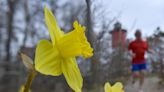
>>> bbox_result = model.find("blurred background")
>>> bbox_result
[0,0,164,92]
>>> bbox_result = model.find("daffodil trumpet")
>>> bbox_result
[34,6,93,92]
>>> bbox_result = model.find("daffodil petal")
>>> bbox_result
[58,21,93,58]
[44,6,64,45]
[35,40,62,76]
[111,82,123,92]
[61,58,83,92]
[104,82,112,92]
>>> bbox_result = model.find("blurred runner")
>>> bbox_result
[128,29,153,92]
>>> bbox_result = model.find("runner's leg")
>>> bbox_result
[138,63,146,91]
[132,64,140,84]
[139,70,145,89]
[132,71,140,84]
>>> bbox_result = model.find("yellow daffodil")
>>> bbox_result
[104,82,124,92]
[34,6,93,92]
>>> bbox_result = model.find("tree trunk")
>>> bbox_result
[22,0,29,47]
[2,1,16,92]
[5,0,15,63]
[85,0,99,88]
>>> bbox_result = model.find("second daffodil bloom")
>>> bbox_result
[104,82,124,92]
[34,6,93,92]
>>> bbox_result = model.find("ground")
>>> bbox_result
[125,77,164,92]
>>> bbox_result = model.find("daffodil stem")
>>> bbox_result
[23,71,36,92]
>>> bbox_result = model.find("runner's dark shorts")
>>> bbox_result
[132,63,147,72]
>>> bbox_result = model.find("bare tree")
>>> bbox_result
[85,0,105,90]
[2,1,17,91]
[5,0,16,62]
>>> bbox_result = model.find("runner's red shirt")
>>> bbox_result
[128,40,148,64]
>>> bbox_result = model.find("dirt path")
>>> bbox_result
[125,77,164,92]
